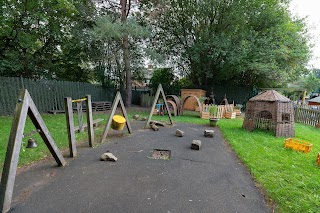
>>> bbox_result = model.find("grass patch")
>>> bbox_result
[218,118,320,213]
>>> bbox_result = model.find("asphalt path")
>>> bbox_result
[10,120,271,213]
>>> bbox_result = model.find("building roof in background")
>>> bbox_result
[249,90,291,102]
[308,96,320,103]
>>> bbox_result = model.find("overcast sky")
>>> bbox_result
[290,0,320,68]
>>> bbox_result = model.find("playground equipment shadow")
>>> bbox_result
[10,121,271,213]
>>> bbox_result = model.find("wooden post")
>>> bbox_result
[65,97,76,157]
[86,95,94,147]
[302,90,306,105]
[0,89,66,213]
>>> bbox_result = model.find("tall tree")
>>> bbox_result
[140,0,311,88]
[121,0,132,106]
[91,0,149,105]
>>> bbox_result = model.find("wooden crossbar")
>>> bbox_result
[74,118,104,132]
[72,98,87,103]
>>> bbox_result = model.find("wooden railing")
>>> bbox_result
[294,106,320,126]
[201,104,234,119]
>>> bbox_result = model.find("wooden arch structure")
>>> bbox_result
[166,95,182,115]
[166,100,178,116]
[181,95,202,117]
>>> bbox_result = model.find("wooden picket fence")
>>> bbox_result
[294,106,320,127]
[0,77,115,116]
[201,104,234,119]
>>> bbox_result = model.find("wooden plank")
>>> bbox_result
[86,95,94,147]
[74,118,104,131]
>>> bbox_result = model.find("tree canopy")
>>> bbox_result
[140,0,311,88]
[0,0,96,81]
[0,0,314,98]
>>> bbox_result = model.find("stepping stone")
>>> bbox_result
[191,140,201,150]
[204,130,214,138]
[141,117,147,121]
[100,152,118,162]
[176,129,184,137]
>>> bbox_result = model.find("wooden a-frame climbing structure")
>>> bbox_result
[100,91,132,143]
[145,84,173,128]
[0,89,66,213]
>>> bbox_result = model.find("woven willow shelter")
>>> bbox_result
[242,90,295,137]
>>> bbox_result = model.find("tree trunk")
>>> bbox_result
[121,0,132,107]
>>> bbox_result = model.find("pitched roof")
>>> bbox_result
[308,96,320,103]
[249,90,291,102]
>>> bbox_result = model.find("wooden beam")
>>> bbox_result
[86,95,94,147]
[65,97,76,157]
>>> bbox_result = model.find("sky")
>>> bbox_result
[290,0,320,68]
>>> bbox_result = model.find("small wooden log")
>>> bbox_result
[150,122,159,131]
[150,120,165,127]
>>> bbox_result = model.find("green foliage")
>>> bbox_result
[90,13,150,90]
[140,0,311,88]
[209,105,218,117]
[0,0,96,81]
[300,69,320,93]
[150,67,176,93]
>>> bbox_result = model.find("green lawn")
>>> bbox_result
[0,110,319,212]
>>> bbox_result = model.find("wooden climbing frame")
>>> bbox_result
[64,95,94,157]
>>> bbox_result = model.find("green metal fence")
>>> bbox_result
[0,77,115,116]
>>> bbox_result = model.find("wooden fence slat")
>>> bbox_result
[294,106,320,126]
[0,77,115,116]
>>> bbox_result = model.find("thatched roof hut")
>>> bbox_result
[242,90,295,137]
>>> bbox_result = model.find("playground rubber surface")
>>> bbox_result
[10,120,271,213]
